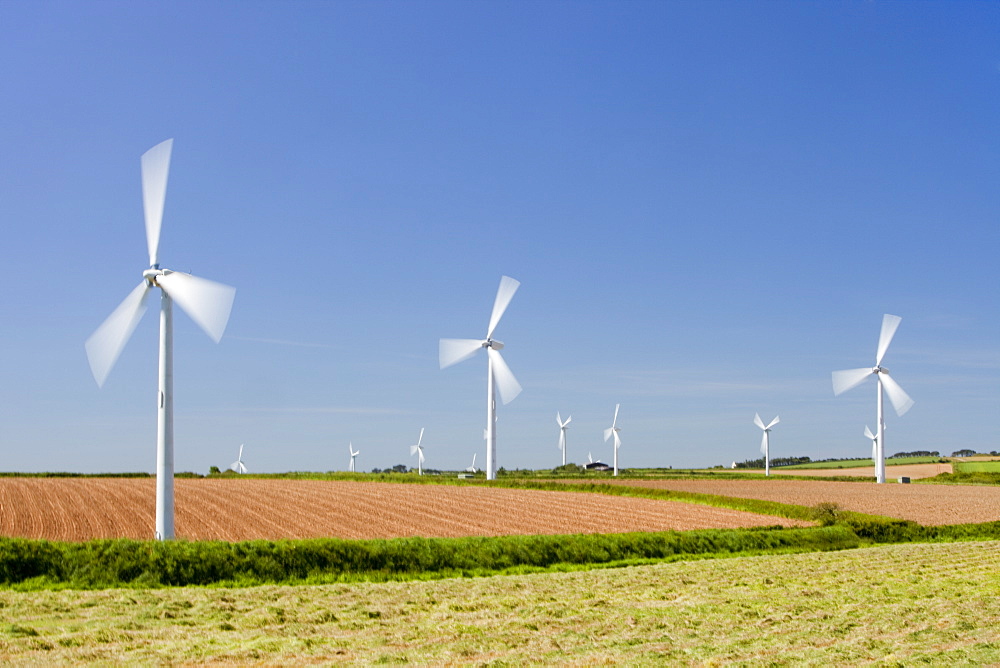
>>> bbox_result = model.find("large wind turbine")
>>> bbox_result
[753,413,779,476]
[85,139,236,540]
[832,314,914,484]
[556,412,572,466]
[349,443,359,473]
[410,428,425,475]
[440,276,522,480]
[604,404,622,476]
[230,444,248,474]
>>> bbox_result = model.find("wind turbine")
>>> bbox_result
[466,453,478,474]
[85,139,236,540]
[439,276,522,480]
[864,426,878,463]
[230,444,247,474]
[410,428,425,475]
[832,314,914,484]
[556,412,572,466]
[604,404,622,476]
[349,443,359,473]
[753,414,779,476]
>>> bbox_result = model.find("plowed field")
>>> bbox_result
[0,478,808,542]
[598,479,1000,525]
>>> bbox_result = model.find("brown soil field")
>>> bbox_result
[765,462,953,479]
[598,479,1000,525]
[0,478,808,542]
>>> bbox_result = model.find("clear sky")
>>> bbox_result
[1,1,997,474]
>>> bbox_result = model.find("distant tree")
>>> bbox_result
[208,466,221,475]
[390,464,408,474]
[952,449,977,458]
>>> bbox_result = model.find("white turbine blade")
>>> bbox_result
[564,415,572,426]
[612,403,620,429]
[230,460,239,470]
[418,448,425,464]
[85,281,151,387]
[766,416,780,430]
[238,444,244,460]
[556,411,562,427]
[487,348,522,404]
[864,425,875,441]
[157,272,236,342]
[486,275,520,339]
[613,431,621,450]
[410,445,419,456]
[760,432,767,454]
[141,139,173,267]
[753,412,764,430]
[588,452,593,463]
[239,462,247,474]
[439,338,483,369]
[832,367,874,395]
[876,314,902,366]
[417,428,424,447]
[881,372,914,416]
[604,427,613,442]
[471,453,476,468]
[558,430,565,451]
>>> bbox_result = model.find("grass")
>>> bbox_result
[954,461,1000,473]
[0,540,997,664]
[778,455,943,469]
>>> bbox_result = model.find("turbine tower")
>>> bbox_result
[410,428,425,475]
[85,139,236,540]
[753,414,779,476]
[556,412,572,466]
[349,443,359,473]
[604,404,622,476]
[440,276,522,480]
[832,314,914,483]
[230,444,247,474]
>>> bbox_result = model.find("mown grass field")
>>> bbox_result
[0,540,997,664]
[955,460,1000,473]
[778,455,942,469]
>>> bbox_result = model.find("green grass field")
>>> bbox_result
[0,540,997,664]
[778,455,942,469]
[954,461,1000,473]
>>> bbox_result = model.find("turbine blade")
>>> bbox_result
[486,275,520,339]
[881,372,914,416]
[876,314,902,366]
[439,338,483,369]
[753,412,764,430]
[85,281,151,387]
[487,348,522,404]
[864,426,875,440]
[417,428,424,446]
[760,432,767,454]
[556,411,562,427]
[766,416,780,430]
[564,415,572,426]
[832,367,874,395]
[614,432,621,449]
[604,427,613,442]
[612,403,620,428]
[157,271,236,342]
[141,139,173,268]
[410,445,419,456]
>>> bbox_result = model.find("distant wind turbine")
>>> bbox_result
[556,412,572,466]
[864,426,879,462]
[230,443,247,474]
[604,404,622,476]
[440,276,522,480]
[85,139,236,541]
[349,443,359,473]
[466,453,478,474]
[754,414,779,476]
[410,428,425,475]
[832,314,914,484]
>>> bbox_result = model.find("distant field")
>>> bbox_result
[955,461,1000,473]
[767,462,952,480]
[779,456,942,469]
[0,541,997,664]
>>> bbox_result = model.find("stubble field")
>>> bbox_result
[0,478,809,542]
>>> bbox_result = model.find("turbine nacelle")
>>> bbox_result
[484,339,504,351]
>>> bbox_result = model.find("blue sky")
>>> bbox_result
[1,1,997,474]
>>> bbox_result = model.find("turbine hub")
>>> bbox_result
[486,339,504,350]
[143,267,171,286]
[875,365,888,374]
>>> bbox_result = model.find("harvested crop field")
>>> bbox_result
[0,478,808,542]
[600,479,1000,525]
[767,462,953,479]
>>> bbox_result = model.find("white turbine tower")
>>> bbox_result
[349,443,359,473]
[439,276,522,480]
[833,313,914,484]
[230,444,247,474]
[85,139,236,541]
[466,453,478,474]
[604,404,622,476]
[556,412,572,466]
[410,428,425,475]
[754,414,779,476]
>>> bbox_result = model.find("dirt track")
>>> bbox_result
[601,479,1000,526]
[0,478,807,542]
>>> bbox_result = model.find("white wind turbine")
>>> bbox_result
[604,404,622,476]
[753,414,779,476]
[556,412,572,466]
[85,139,236,540]
[349,443,360,473]
[230,444,248,474]
[440,276,522,480]
[466,453,478,474]
[864,426,878,462]
[832,313,914,484]
[410,428,425,475]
